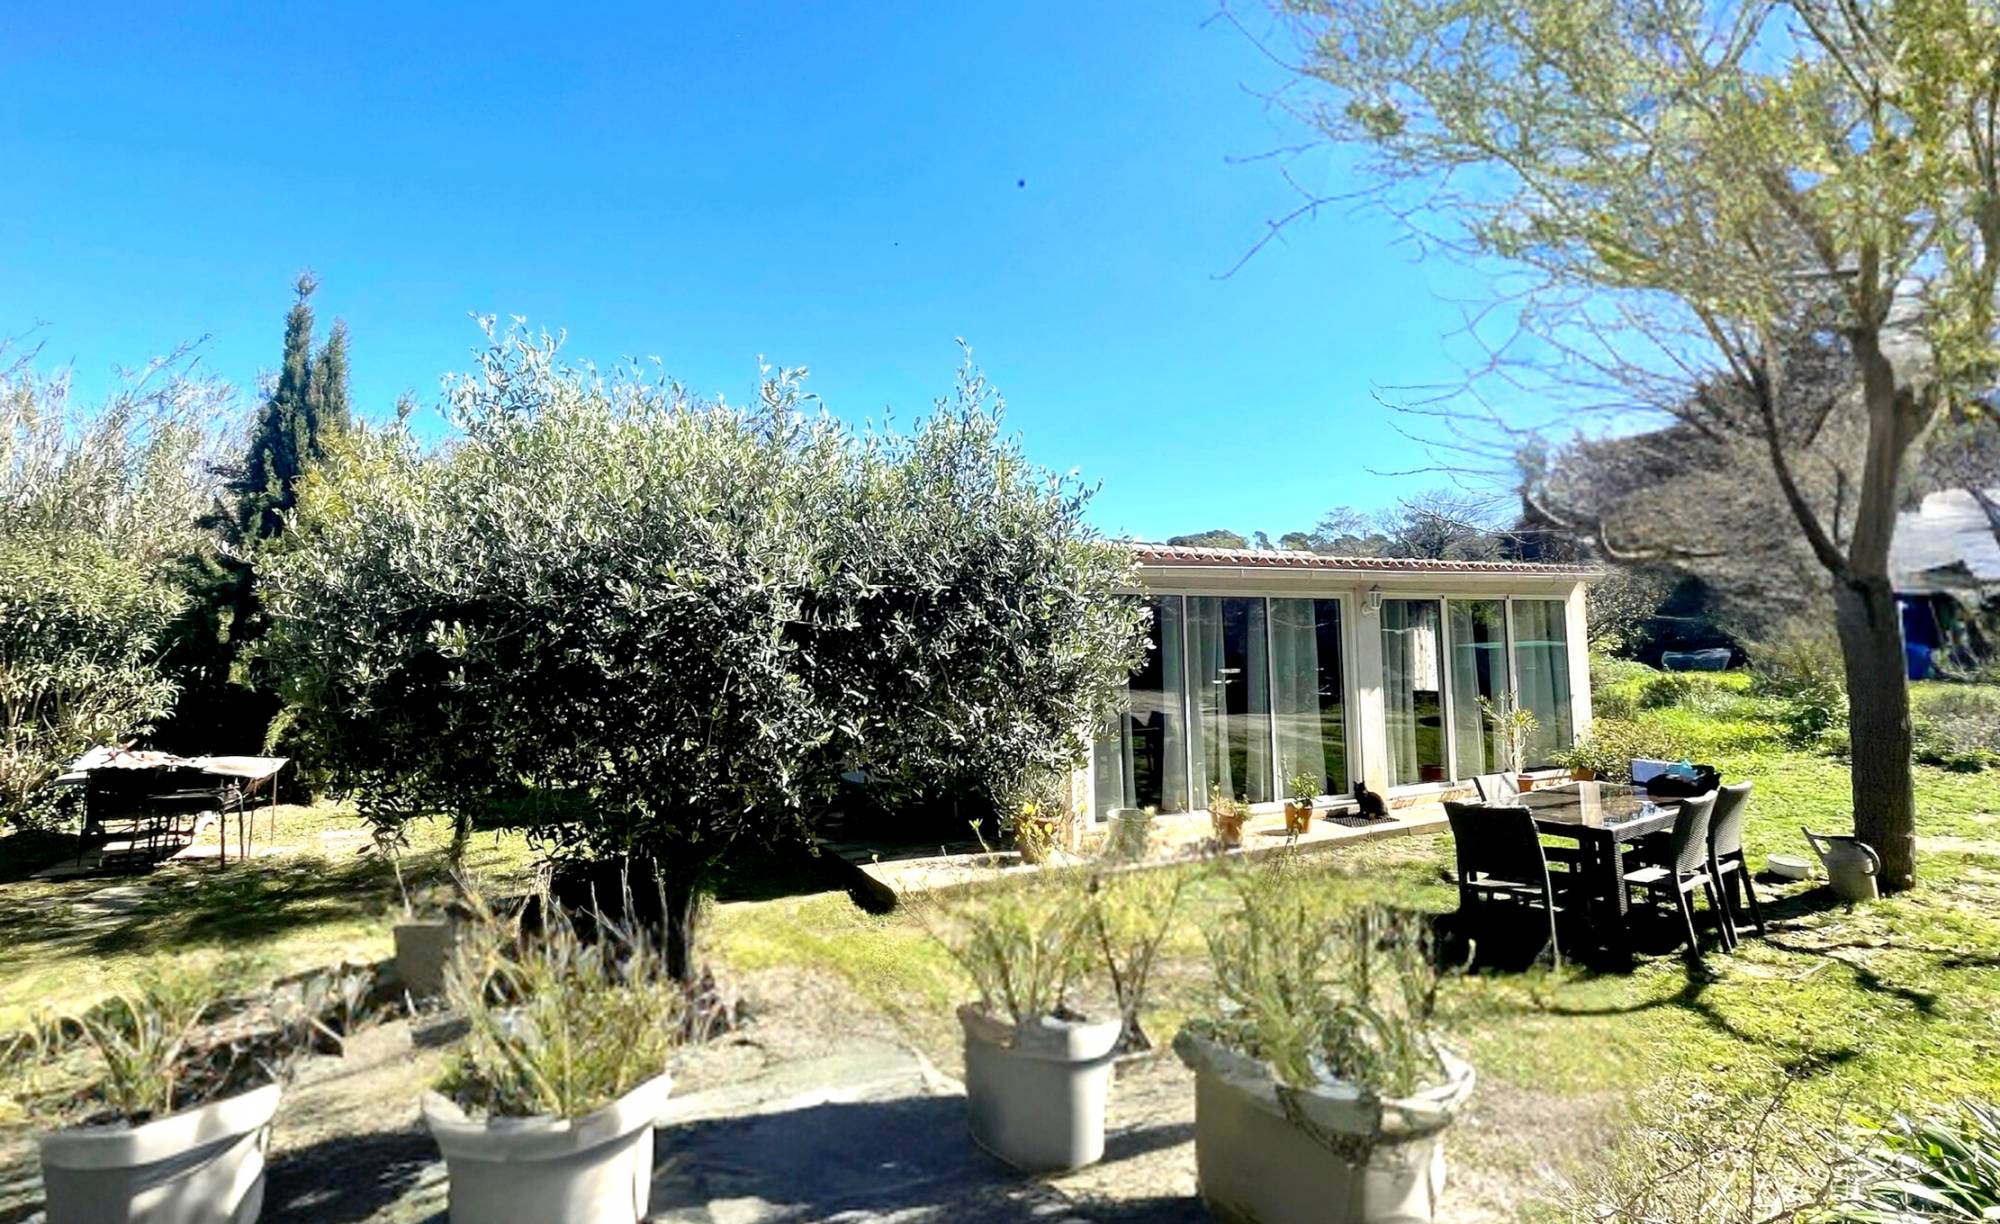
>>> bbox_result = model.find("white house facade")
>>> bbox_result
[1084,544,1598,828]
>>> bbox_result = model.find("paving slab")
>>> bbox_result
[649,1040,1205,1224]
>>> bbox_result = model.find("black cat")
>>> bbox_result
[1353,781,1389,821]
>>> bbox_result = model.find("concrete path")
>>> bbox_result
[649,1039,1204,1224]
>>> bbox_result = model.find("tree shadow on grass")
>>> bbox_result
[0,851,406,992]
[76,852,402,960]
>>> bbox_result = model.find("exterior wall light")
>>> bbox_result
[1366,584,1383,615]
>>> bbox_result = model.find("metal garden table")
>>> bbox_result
[1518,782,1681,942]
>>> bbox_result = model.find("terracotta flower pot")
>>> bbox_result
[959,1004,1121,1172]
[423,1072,671,1224]
[39,1082,281,1224]
[1175,1031,1475,1224]
[1284,802,1313,836]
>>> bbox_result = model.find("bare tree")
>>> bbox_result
[1234,0,2000,890]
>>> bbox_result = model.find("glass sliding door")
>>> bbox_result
[1092,595,1191,816]
[1447,599,1509,777]
[1511,599,1575,765]
[1187,596,1273,806]
[1381,599,1448,785]
[1270,597,1349,796]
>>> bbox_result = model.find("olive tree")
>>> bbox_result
[262,325,1144,972]
[1247,0,2000,889]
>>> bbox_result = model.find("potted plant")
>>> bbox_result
[1549,738,1600,782]
[1101,805,1158,863]
[1209,787,1248,850]
[422,891,688,1224]
[1176,871,1475,1224]
[1284,771,1318,836]
[21,975,294,1224]
[1009,771,1076,865]
[922,867,1121,1172]
[1478,695,1542,792]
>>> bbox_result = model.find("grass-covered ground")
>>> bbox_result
[2,666,1998,1216]
[0,804,539,1031]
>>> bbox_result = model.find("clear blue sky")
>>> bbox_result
[0,2,1499,541]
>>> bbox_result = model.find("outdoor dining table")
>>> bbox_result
[60,748,289,866]
[1517,781,1682,940]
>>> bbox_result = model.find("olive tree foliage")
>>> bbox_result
[1250,0,2000,889]
[0,348,233,823]
[262,325,1145,955]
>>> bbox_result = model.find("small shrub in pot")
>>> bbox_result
[924,866,1110,1170]
[1209,788,1248,849]
[1284,771,1317,836]
[16,973,299,1224]
[423,890,698,1224]
[1176,868,1474,1224]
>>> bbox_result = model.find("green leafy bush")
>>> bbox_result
[1639,671,1702,709]
[1912,685,2000,773]
[1551,718,1695,782]
[0,539,183,823]
[0,360,226,828]
[1750,623,1849,747]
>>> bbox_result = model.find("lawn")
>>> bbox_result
[0,803,539,1031]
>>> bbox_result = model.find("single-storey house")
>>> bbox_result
[1083,544,1598,831]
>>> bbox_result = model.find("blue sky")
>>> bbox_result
[0,2,1501,541]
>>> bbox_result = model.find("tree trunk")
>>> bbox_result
[548,853,706,982]
[1833,575,1917,891]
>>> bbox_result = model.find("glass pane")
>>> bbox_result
[1271,598,1348,796]
[1448,600,1509,777]
[1092,596,1190,815]
[1381,600,1447,786]
[1187,596,1273,806]
[1512,600,1575,765]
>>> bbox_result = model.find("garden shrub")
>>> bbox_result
[1639,671,1701,709]
[1911,684,2000,772]
[0,358,227,829]
[1749,623,1849,748]
[1551,717,1696,781]
[0,539,183,824]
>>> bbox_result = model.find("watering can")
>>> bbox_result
[1803,827,1882,903]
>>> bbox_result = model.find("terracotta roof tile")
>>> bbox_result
[1128,542,1597,576]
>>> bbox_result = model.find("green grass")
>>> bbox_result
[0,801,538,1029]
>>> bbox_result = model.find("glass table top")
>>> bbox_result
[1517,782,1674,830]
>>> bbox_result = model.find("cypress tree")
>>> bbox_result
[160,275,349,752]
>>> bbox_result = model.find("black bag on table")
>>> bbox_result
[1641,764,1721,798]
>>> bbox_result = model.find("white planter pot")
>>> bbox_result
[394,919,456,998]
[1174,1030,1475,1224]
[422,1071,670,1224]
[958,1003,1121,1173]
[38,1082,281,1224]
